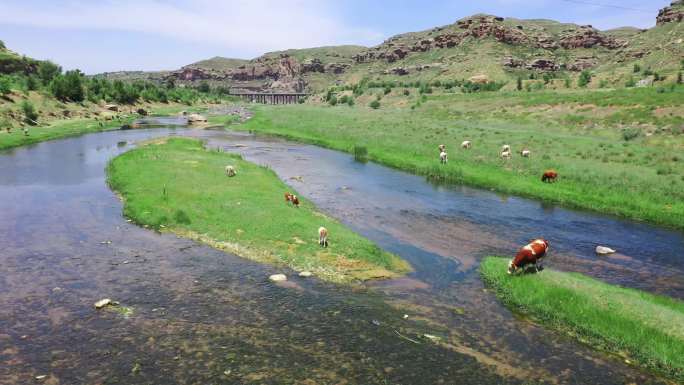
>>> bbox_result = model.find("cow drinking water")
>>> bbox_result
[508,239,550,274]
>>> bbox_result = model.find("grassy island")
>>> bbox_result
[107,137,410,282]
[480,257,684,381]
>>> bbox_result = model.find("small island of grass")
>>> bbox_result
[107,137,410,282]
[480,257,684,382]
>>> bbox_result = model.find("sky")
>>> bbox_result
[0,0,671,74]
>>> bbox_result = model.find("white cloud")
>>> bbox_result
[0,0,383,55]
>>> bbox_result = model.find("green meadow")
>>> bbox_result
[226,86,684,229]
[106,137,410,282]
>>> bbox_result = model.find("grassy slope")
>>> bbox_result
[107,137,410,282]
[480,257,684,381]
[232,88,684,229]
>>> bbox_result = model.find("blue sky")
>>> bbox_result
[0,0,669,74]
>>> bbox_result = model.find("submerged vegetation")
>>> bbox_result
[480,257,684,381]
[237,85,684,229]
[107,137,410,282]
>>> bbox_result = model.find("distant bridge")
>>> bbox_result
[229,92,308,105]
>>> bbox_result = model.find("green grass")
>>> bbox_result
[480,257,684,382]
[106,137,410,282]
[233,88,684,229]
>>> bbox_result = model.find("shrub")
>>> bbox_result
[403,89,410,96]
[21,100,38,125]
[0,40,5,49]
[599,79,608,88]
[384,86,391,95]
[633,64,641,73]
[197,81,210,93]
[625,76,636,88]
[564,78,571,88]
[678,71,682,85]
[0,76,11,96]
[173,209,192,224]
[339,95,349,104]
[353,145,368,162]
[622,127,642,141]
[517,77,523,91]
[25,75,39,91]
[369,100,380,109]
[346,97,354,107]
[432,80,442,87]
[578,70,592,88]
[50,70,85,102]
[328,95,338,106]
[37,61,62,85]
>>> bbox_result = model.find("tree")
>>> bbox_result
[26,75,39,91]
[197,81,210,93]
[577,70,592,88]
[50,70,85,102]
[516,77,523,91]
[38,61,62,85]
[633,64,641,73]
[678,71,682,85]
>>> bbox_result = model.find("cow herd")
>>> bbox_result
[436,142,558,185]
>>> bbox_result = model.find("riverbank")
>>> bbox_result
[480,257,684,382]
[106,137,411,282]
[230,90,684,229]
[0,103,211,151]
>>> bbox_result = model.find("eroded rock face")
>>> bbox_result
[526,58,559,71]
[566,57,597,71]
[559,26,625,49]
[301,58,324,73]
[657,0,684,25]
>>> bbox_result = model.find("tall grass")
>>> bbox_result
[106,137,410,282]
[480,257,684,382]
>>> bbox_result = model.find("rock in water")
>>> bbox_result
[298,271,312,277]
[187,113,208,124]
[269,274,287,282]
[94,298,112,309]
[595,246,616,255]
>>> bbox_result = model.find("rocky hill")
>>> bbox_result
[101,1,683,92]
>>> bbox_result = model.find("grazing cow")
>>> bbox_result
[461,140,472,149]
[501,144,511,153]
[318,227,329,248]
[520,149,531,158]
[440,151,448,164]
[541,170,558,183]
[438,144,446,154]
[225,165,237,177]
[291,195,300,207]
[285,192,294,203]
[500,150,511,159]
[508,239,550,274]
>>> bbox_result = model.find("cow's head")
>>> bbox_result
[507,260,518,275]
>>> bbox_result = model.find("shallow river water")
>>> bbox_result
[1,121,682,385]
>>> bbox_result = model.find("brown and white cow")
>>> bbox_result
[508,238,550,274]
[541,170,558,183]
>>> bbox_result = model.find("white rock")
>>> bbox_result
[269,274,287,282]
[94,298,112,309]
[595,246,616,255]
[298,271,312,278]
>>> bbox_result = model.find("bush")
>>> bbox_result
[678,72,683,84]
[328,95,338,106]
[564,78,571,88]
[369,100,380,109]
[517,77,523,91]
[625,76,636,88]
[384,86,392,95]
[633,64,641,73]
[197,81,210,93]
[353,145,368,162]
[21,100,38,125]
[346,97,354,107]
[403,89,410,96]
[622,127,642,141]
[0,40,5,50]
[599,79,608,89]
[432,80,442,87]
[578,70,592,88]
[0,76,11,96]
[339,95,349,104]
